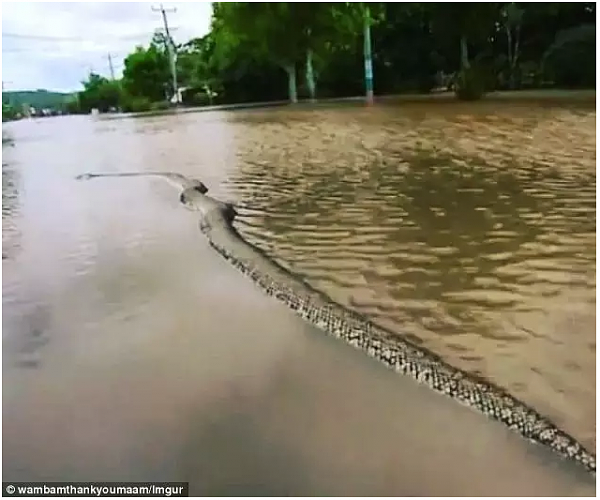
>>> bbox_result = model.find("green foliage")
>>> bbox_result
[2,102,19,122]
[177,36,214,88]
[430,2,502,70]
[122,44,171,102]
[370,3,438,94]
[215,56,288,104]
[120,96,152,113]
[2,90,70,110]
[180,87,212,106]
[78,74,122,113]
[64,96,83,115]
[454,67,487,101]
[211,3,304,102]
[149,101,170,112]
[210,3,366,102]
[69,37,172,114]
[56,1,597,112]
[212,3,301,68]
[543,24,596,88]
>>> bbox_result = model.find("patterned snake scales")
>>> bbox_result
[76,171,595,476]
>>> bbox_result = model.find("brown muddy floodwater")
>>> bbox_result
[230,100,596,452]
[2,98,596,485]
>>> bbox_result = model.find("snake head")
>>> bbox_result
[192,181,209,194]
[75,173,94,181]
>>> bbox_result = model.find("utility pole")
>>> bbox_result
[363,4,374,105]
[152,3,179,104]
[107,53,115,80]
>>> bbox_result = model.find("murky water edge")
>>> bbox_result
[2,99,595,454]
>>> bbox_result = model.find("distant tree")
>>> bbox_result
[176,34,220,104]
[212,2,305,103]
[368,3,438,94]
[2,102,19,122]
[299,3,372,100]
[69,1,597,110]
[122,37,171,103]
[430,3,502,99]
[501,3,525,89]
[211,2,373,102]
[78,73,121,113]
[543,23,596,87]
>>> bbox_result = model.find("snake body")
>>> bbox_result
[78,172,596,476]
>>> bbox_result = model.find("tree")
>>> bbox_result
[122,37,171,103]
[288,3,357,100]
[429,3,502,99]
[543,23,596,87]
[368,3,438,93]
[176,34,221,104]
[69,1,597,111]
[2,102,19,122]
[211,2,359,103]
[502,3,525,89]
[212,2,305,103]
[430,3,501,71]
[78,73,121,113]
[299,3,371,100]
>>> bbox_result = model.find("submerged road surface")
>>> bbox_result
[2,104,595,495]
[3,221,596,495]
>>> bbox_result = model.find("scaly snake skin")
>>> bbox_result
[77,172,596,476]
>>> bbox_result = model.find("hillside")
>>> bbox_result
[2,90,73,110]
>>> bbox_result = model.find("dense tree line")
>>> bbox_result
[69,2,595,113]
[2,90,72,121]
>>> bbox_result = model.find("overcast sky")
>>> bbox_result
[2,2,213,93]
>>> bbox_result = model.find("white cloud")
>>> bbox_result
[2,1,213,92]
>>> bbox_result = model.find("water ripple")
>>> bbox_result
[2,102,595,454]
[223,102,596,450]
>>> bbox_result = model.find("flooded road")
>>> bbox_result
[226,101,596,451]
[2,97,596,477]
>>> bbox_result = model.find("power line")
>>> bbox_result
[2,47,130,56]
[2,32,83,41]
[2,31,159,42]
